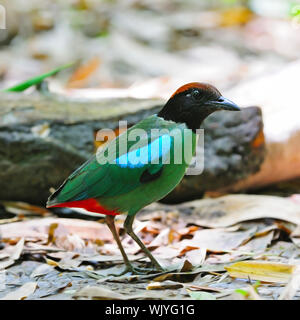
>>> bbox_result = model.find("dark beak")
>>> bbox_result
[207,96,241,111]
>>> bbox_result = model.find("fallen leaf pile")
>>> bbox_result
[1,194,300,300]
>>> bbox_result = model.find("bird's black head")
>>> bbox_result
[158,82,240,131]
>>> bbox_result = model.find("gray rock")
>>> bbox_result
[0,92,264,205]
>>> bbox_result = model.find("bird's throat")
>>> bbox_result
[158,107,213,132]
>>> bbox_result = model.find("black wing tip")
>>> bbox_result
[46,179,68,208]
[46,195,60,208]
[46,199,58,208]
[46,191,60,208]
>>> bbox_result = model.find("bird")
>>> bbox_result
[46,82,240,274]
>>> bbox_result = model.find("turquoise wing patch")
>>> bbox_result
[115,134,172,169]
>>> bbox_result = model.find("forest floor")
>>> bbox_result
[1,194,300,300]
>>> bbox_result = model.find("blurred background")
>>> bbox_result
[1,0,300,205]
[1,0,300,95]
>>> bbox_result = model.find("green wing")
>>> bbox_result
[47,116,176,206]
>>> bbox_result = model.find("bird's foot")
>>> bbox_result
[123,264,154,275]
[107,263,166,276]
[151,263,165,273]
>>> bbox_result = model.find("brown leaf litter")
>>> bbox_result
[0,194,300,300]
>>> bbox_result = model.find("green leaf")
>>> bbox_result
[187,290,216,300]
[290,2,300,17]
[2,63,74,92]
[235,288,248,297]
[253,280,261,293]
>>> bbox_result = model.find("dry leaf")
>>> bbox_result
[55,234,86,252]
[151,246,179,260]
[74,285,164,300]
[24,242,65,253]
[0,238,24,270]
[187,289,216,300]
[279,266,300,300]
[149,228,170,247]
[188,285,222,293]
[57,253,82,270]
[179,227,256,253]
[291,225,300,247]
[0,259,15,270]
[0,217,20,225]
[0,218,113,242]
[9,237,24,260]
[179,246,199,256]
[239,230,274,252]
[147,281,183,290]
[30,264,54,278]
[0,282,37,300]
[180,259,193,272]
[178,226,199,236]
[0,252,10,260]
[0,201,49,216]
[185,248,206,266]
[47,223,58,244]
[219,7,253,27]
[67,57,100,88]
[46,258,59,267]
[225,261,296,283]
[188,195,300,228]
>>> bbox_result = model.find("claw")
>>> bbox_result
[120,264,165,276]
[125,266,151,275]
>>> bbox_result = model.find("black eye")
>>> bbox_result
[192,89,201,99]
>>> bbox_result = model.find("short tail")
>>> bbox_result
[46,179,68,208]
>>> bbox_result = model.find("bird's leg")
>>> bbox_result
[105,215,134,272]
[105,215,148,275]
[124,214,164,271]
